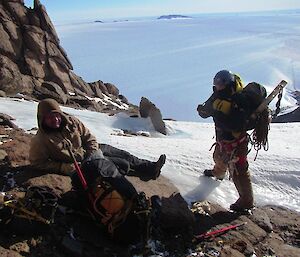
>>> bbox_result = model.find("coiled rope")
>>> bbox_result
[249,87,284,160]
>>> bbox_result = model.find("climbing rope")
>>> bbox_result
[272,87,284,119]
[249,86,285,160]
[249,108,270,160]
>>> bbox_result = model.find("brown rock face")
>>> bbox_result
[0,55,34,95]
[89,81,104,98]
[0,23,16,57]
[37,81,68,104]
[105,82,119,96]
[0,0,139,116]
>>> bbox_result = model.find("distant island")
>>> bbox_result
[157,14,192,20]
[94,20,103,23]
[113,19,129,23]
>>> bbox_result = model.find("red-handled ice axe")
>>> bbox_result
[194,222,246,241]
[66,145,88,190]
[66,145,97,215]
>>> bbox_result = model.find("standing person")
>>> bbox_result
[197,70,254,212]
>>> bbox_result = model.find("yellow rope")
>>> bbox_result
[4,200,51,224]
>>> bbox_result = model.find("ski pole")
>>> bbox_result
[194,222,246,241]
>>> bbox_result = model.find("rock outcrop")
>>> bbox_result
[0,0,138,115]
[0,118,300,257]
[139,97,167,135]
[272,90,300,123]
[272,106,300,123]
[192,202,300,257]
[0,112,18,128]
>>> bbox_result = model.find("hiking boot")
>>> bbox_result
[230,200,254,212]
[203,169,224,181]
[153,154,166,179]
[203,169,214,177]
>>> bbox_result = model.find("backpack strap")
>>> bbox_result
[234,74,244,93]
[212,99,232,115]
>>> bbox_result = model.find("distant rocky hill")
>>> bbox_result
[0,0,138,116]
[157,14,191,20]
[273,106,300,123]
[292,90,300,103]
[273,90,300,123]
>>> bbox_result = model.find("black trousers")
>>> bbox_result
[99,144,157,181]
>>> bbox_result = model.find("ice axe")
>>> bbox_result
[65,144,97,217]
[67,145,94,206]
[66,144,88,191]
[251,80,288,120]
[194,222,247,241]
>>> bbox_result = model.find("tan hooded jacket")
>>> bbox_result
[29,99,99,173]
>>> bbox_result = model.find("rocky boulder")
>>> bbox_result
[191,201,300,257]
[0,112,18,128]
[139,97,167,135]
[105,82,119,96]
[25,173,72,196]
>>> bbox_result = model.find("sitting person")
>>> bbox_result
[29,98,166,248]
[29,98,166,180]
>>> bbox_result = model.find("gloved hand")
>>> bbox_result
[84,149,104,161]
[60,163,75,175]
[197,104,211,118]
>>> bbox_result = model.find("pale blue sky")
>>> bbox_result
[25,0,300,21]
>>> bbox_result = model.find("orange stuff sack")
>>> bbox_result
[93,185,125,215]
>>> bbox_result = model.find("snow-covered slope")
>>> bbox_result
[1,98,299,212]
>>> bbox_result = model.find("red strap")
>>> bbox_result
[237,155,247,166]
[220,135,247,152]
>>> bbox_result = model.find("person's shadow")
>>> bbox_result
[184,175,221,204]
